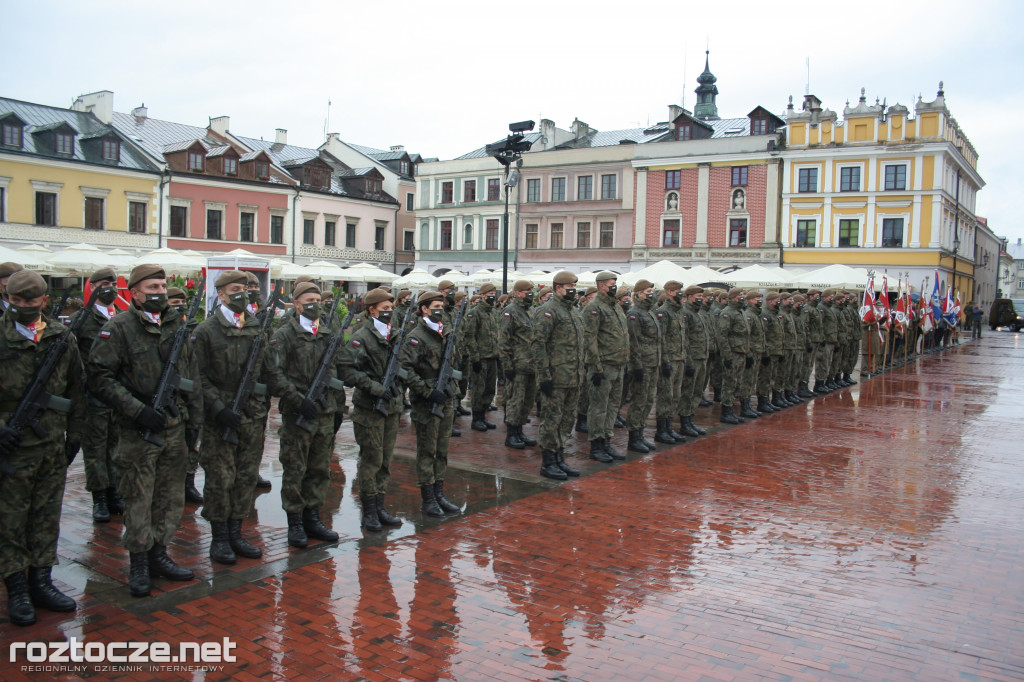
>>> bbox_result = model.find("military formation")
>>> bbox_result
[0,257,877,625]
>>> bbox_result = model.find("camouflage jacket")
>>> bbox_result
[742,305,767,355]
[627,298,662,369]
[70,304,120,358]
[835,303,849,343]
[339,318,404,413]
[498,297,537,372]
[699,303,717,355]
[819,301,839,343]
[780,304,801,351]
[760,302,785,355]
[399,318,459,424]
[264,314,342,415]
[655,297,686,362]
[462,301,499,359]
[683,300,710,361]
[582,291,629,371]
[717,301,750,356]
[802,300,824,343]
[192,307,268,423]
[533,293,586,388]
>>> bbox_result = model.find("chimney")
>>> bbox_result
[209,115,230,135]
[539,119,556,150]
[132,104,148,121]
[390,145,405,152]
[71,90,114,124]
[325,132,340,145]
[571,118,591,140]
[274,128,287,145]
[668,104,684,122]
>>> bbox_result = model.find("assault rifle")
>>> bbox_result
[295,299,354,433]
[0,287,100,474]
[373,290,419,416]
[50,285,74,319]
[430,299,467,419]
[141,277,204,446]
[221,283,281,444]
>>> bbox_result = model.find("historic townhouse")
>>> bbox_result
[780,85,985,296]
[0,94,161,252]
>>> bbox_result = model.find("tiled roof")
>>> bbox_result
[206,145,234,158]
[707,117,753,137]
[335,167,374,177]
[162,139,207,154]
[0,96,159,172]
[110,110,221,163]
[346,142,388,157]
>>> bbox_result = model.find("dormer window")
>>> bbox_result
[56,132,74,155]
[2,123,22,148]
[751,118,768,135]
[676,124,691,141]
[224,158,237,176]
[400,160,409,175]
[304,166,330,190]
[256,162,269,180]
[366,179,382,194]
[102,139,119,161]
[188,151,204,172]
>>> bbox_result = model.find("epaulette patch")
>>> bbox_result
[543,312,552,318]
[656,313,663,318]
[269,338,278,345]
[351,339,361,346]
[591,310,599,315]
[409,337,419,345]
[629,315,637,320]
[99,330,111,339]
[190,335,197,342]
[503,312,510,317]
[63,318,71,326]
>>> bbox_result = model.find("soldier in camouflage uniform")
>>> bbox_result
[264,281,341,549]
[792,293,816,398]
[840,291,861,385]
[165,286,204,505]
[816,288,840,391]
[678,285,709,436]
[0,262,24,319]
[498,280,539,450]
[739,291,765,419]
[697,290,716,407]
[192,270,267,565]
[244,271,274,491]
[716,287,749,424]
[463,282,500,432]
[831,292,849,387]
[624,279,661,453]
[802,289,825,393]
[583,271,629,462]
[533,271,585,478]
[778,292,804,404]
[71,267,124,522]
[757,292,787,413]
[654,280,687,444]
[339,288,405,533]
[615,286,633,427]
[398,291,462,516]
[0,270,86,625]
[707,289,726,402]
[88,264,202,598]
[574,286,598,434]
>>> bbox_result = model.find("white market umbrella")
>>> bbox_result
[621,260,689,288]
[133,247,204,273]
[340,262,399,284]
[447,272,475,288]
[47,243,121,275]
[270,259,306,280]
[526,270,553,288]
[105,248,138,274]
[575,271,599,288]
[13,244,55,271]
[680,265,728,286]
[721,264,790,289]
[393,268,439,289]
[467,269,498,287]
[793,264,871,290]
[302,260,348,280]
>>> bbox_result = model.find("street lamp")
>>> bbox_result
[486,120,535,294]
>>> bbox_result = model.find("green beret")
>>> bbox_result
[418,290,443,306]
[293,282,321,298]
[766,292,781,302]
[166,286,186,300]
[585,286,598,297]
[823,288,837,297]
[806,288,821,296]
[5,270,46,299]
[634,279,654,291]
[128,263,165,290]
[683,285,704,296]
[792,294,807,302]
[295,274,316,284]
[745,290,762,301]
[89,267,117,284]
[552,270,577,285]
[454,291,467,302]
[0,262,23,279]
[437,279,455,290]
[478,283,496,295]
[215,269,249,289]
[595,270,618,282]
[663,280,683,291]
[728,287,745,298]
[512,280,533,292]
[245,271,260,285]
[398,289,412,299]
[363,287,394,306]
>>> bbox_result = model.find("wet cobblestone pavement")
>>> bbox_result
[2,334,1023,680]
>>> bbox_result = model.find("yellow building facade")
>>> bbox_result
[780,85,983,297]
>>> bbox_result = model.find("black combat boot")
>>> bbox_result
[540,450,569,480]
[627,430,650,453]
[699,394,713,407]
[4,571,36,625]
[504,424,526,449]
[720,405,741,425]
[471,411,490,432]
[685,415,707,436]
[813,380,829,394]
[614,414,626,429]
[575,414,588,433]
[433,481,461,514]
[713,386,722,402]
[302,508,339,542]
[92,490,110,522]
[641,429,658,449]
[450,427,461,437]
[518,426,537,447]
[420,485,444,517]
[185,473,204,504]
[256,474,273,490]
[786,390,803,404]
[771,391,788,409]
[757,396,774,414]
[209,522,236,565]
[555,449,580,477]
[487,404,499,412]
[740,399,760,419]
[589,438,613,463]
[376,494,403,527]
[128,552,150,597]
[843,373,857,385]
[603,437,626,460]
[797,382,815,399]
[228,519,262,559]
[286,512,308,548]
[360,496,382,532]
[27,566,76,612]
[149,544,194,581]
[456,404,471,417]
[654,418,677,444]
[107,487,125,515]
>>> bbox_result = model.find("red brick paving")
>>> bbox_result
[2,334,1023,680]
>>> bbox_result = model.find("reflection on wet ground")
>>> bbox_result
[3,334,1024,680]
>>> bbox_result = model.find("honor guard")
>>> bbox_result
[498,280,540,450]
[582,271,629,462]
[463,283,500,432]
[625,280,662,453]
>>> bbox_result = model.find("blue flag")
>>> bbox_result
[930,271,942,325]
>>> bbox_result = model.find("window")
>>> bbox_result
[601,174,616,199]
[324,220,335,246]
[795,220,816,247]
[2,124,21,147]
[882,218,904,247]
[663,219,680,247]
[188,151,204,172]
[551,177,566,202]
[732,167,748,186]
[440,220,453,250]
[35,192,56,226]
[239,211,255,241]
[224,158,237,176]
[441,181,453,203]
[271,215,284,244]
[56,132,73,155]
[303,219,315,245]
[838,219,859,247]
[85,197,104,230]
[729,219,748,247]
[798,168,818,193]
[403,230,415,251]
[487,178,500,201]
[102,139,119,161]
[676,125,691,141]
[576,222,591,248]
[600,221,614,248]
[464,223,473,244]
[884,164,907,191]
[464,180,476,203]
[550,222,563,249]
[406,193,414,211]
[485,219,499,250]
[577,176,593,200]
[0,187,4,222]
[840,167,860,192]
[400,160,409,175]
[526,178,540,202]
[346,223,356,248]
[170,205,187,237]
[525,223,538,249]
[129,201,147,234]
[375,225,385,250]
[256,162,270,180]
[752,118,768,135]
[207,209,222,240]
[366,178,381,194]
[665,170,680,190]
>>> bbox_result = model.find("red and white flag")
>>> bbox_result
[859,278,876,324]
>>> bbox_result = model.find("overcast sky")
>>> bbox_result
[4,0,1021,244]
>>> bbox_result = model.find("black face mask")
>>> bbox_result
[429,309,444,323]
[225,291,248,314]
[674,291,684,302]
[96,286,117,305]
[621,301,630,310]
[445,292,455,305]
[646,293,656,302]
[485,296,496,306]
[524,292,534,304]
[141,293,167,313]
[248,290,260,304]
[607,284,618,297]
[172,304,188,316]
[301,302,321,320]
[377,311,393,325]
[563,288,577,301]
[9,304,42,326]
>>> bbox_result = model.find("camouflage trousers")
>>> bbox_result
[708,352,723,393]
[741,359,760,399]
[576,378,590,416]
[351,405,400,496]
[503,372,537,427]
[113,423,186,553]
[470,357,498,412]
[411,399,454,486]
[82,400,118,492]
[720,352,744,405]
[0,441,66,576]
[655,362,683,419]
[757,357,777,397]
[680,359,708,417]
[279,411,334,513]
[626,366,658,430]
[800,346,814,384]
[588,364,624,441]
[813,342,835,383]
[828,340,843,378]
[198,419,263,522]
[620,370,633,410]
[539,384,579,452]
[844,339,860,374]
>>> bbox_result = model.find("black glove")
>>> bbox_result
[744,356,755,369]
[135,406,166,432]
[684,364,696,377]
[382,385,398,400]
[761,356,771,367]
[660,362,673,378]
[504,368,516,382]
[429,388,448,405]
[805,343,814,353]
[185,428,200,452]
[299,398,319,421]
[723,359,733,370]
[591,372,605,387]
[632,368,644,382]
[333,412,344,434]
[472,361,482,373]
[64,438,81,467]
[0,425,22,458]
[819,342,826,348]
[369,381,388,398]
[215,408,242,431]
[539,380,554,397]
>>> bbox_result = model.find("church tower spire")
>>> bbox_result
[693,50,720,121]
